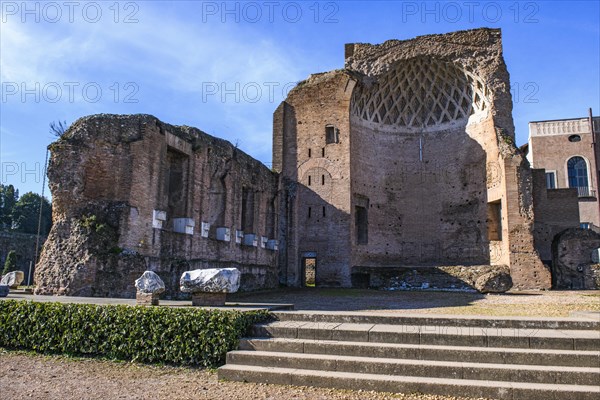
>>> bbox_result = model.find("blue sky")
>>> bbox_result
[1,0,599,196]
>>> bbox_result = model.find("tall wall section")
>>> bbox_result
[35,114,280,298]
[273,71,355,287]
[344,29,550,289]
[348,56,489,269]
[275,28,551,289]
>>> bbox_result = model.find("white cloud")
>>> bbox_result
[0,3,313,166]
[1,5,304,109]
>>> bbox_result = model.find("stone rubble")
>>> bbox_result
[134,271,165,295]
[180,268,241,293]
[474,271,513,293]
[0,270,24,289]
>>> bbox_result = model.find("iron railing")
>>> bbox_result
[576,187,596,197]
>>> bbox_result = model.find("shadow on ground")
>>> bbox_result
[228,288,496,311]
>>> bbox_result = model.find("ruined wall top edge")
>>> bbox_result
[344,28,503,78]
[286,28,508,102]
[55,113,276,177]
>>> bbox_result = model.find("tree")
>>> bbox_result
[50,120,68,137]
[11,192,52,235]
[0,184,18,229]
[2,250,18,275]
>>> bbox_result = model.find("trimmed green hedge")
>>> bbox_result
[0,300,268,367]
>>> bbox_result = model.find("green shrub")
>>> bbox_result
[2,250,17,276]
[0,300,268,367]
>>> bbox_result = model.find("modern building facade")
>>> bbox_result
[528,113,600,228]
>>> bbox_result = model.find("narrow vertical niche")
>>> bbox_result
[241,187,255,232]
[487,200,502,241]
[355,206,368,245]
[266,197,276,238]
[166,148,188,218]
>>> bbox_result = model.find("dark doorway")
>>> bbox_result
[302,257,317,287]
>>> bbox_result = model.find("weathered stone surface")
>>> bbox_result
[530,169,580,263]
[180,268,240,294]
[0,285,9,297]
[590,265,600,289]
[1,271,24,288]
[552,228,600,289]
[135,271,165,295]
[474,271,513,293]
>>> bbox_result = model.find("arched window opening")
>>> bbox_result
[568,156,589,196]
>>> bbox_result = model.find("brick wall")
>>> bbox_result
[36,114,280,298]
[531,169,580,262]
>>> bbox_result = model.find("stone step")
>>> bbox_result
[217,364,600,400]
[239,338,600,368]
[273,311,600,330]
[253,321,600,350]
[226,350,600,385]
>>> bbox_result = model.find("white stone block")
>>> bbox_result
[180,268,240,293]
[135,271,165,295]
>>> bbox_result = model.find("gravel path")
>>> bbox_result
[0,351,491,400]
[230,289,600,317]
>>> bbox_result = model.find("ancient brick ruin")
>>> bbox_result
[552,228,600,289]
[274,28,551,290]
[35,115,279,297]
[36,28,588,297]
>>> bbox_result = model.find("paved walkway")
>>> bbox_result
[0,290,292,311]
[3,288,600,318]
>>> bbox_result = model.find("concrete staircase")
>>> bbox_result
[218,311,600,399]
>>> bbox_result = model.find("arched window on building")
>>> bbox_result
[567,156,589,196]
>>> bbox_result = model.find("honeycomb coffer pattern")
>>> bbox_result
[351,57,490,131]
